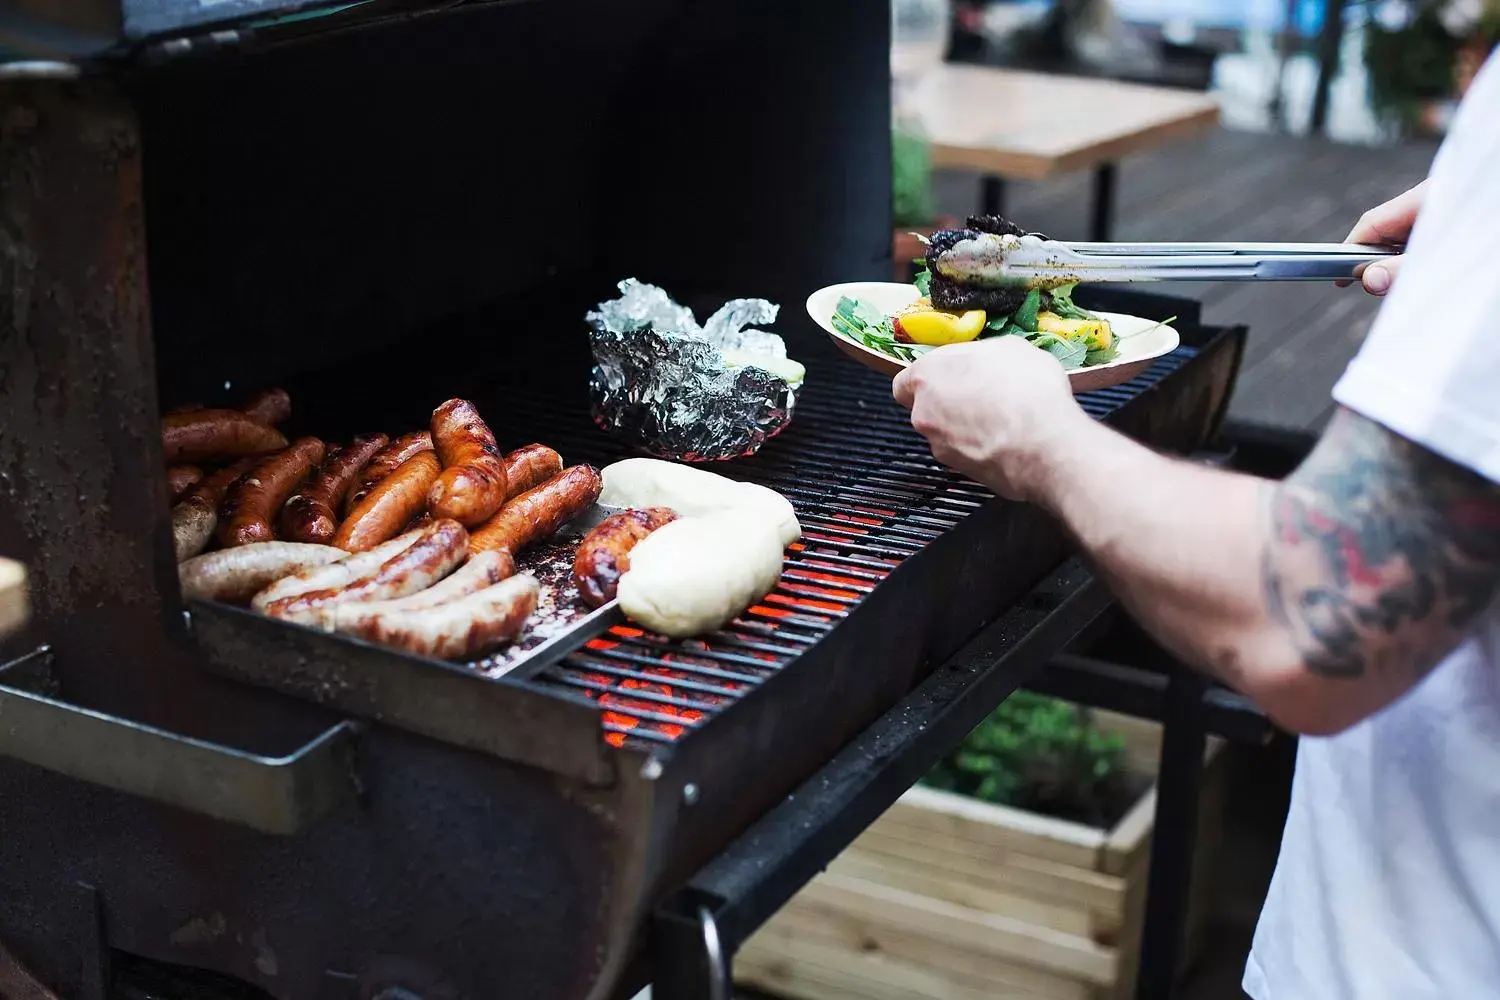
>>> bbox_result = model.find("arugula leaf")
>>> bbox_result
[1030,333,1088,370]
[1014,289,1042,333]
[1085,345,1121,366]
[913,262,932,298]
[832,296,925,362]
[983,312,1013,336]
[1045,282,1096,321]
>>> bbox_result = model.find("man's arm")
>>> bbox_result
[1034,406,1500,734]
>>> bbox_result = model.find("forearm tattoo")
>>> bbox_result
[1263,408,1500,681]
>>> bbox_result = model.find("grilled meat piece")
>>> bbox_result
[924,219,1031,316]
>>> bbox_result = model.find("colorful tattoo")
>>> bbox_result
[1263,409,1500,680]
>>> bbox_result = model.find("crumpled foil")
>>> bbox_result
[586,279,798,462]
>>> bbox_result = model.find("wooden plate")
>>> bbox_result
[805,281,1180,393]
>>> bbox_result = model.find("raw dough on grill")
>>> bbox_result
[598,458,801,547]
[616,509,783,638]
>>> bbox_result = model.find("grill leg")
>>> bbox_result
[1135,663,1209,1000]
[980,174,1006,219]
[1091,162,1118,242]
[653,902,731,1000]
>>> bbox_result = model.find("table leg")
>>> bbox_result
[980,175,1006,219]
[1135,662,1209,1000]
[1091,162,1117,242]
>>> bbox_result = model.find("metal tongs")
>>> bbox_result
[933,232,1402,289]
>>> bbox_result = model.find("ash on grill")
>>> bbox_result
[469,538,591,677]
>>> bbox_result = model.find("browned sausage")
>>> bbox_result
[403,512,434,533]
[572,507,679,608]
[264,518,469,625]
[239,387,291,426]
[502,444,564,500]
[426,399,509,526]
[469,464,602,556]
[344,431,434,516]
[171,457,259,562]
[162,410,288,465]
[280,433,389,544]
[321,574,540,661]
[250,530,423,612]
[179,542,346,604]
[370,549,515,612]
[216,437,326,548]
[333,450,441,552]
[167,465,203,501]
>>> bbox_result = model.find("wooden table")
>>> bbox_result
[903,65,1220,240]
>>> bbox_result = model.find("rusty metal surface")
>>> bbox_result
[0,77,175,712]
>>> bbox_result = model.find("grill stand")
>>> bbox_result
[649,560,1110,1000]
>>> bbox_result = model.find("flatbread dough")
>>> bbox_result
[598,458,801,547]
[617,509,784,638]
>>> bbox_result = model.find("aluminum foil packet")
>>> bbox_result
[586,279,800,462]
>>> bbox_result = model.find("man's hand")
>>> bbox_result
[1343,180,1426,296]
[891,337,1094,501]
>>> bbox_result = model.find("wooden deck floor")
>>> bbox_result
[933,126,1440,432]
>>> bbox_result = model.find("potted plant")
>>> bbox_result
[737,693,1226,1000]
[891,121,959,284]
[1362,0,1500,134]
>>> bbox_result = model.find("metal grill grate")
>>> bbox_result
[497,344,1202,749]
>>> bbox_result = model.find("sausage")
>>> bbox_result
[162,410,288,465]
[239,388,291,426]
[426,399,509,526]
[403,512,434,533]
[344,431,434,516]
[572,506,679,608]
[216,437,326,548]
[280,433,389,544]
[167,465,203,501]
[264,519,469,626]
[171,457,259,562]
[250,529,425,612]
[368,549,515,613]
[502,444,564,500]
[469,464,603,556]
[321,574,540,661]
[333,450,442,552]
[179,542,346,604]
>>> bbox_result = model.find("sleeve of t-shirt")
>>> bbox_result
[1332,54,1500,486]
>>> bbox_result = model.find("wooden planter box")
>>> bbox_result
[737,710,1226,1000]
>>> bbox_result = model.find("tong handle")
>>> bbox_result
[1049,241,1401,282]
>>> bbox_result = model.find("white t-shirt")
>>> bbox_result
[1243,54,1500,1000]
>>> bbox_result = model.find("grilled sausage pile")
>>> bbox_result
[169,390,679,661]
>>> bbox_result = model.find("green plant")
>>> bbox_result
[922,692,1130,826]
[1360,0,1500,127]
[892,122,936,228]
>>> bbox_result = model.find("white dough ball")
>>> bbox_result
[598,457,801,546]
[616,510,784,638]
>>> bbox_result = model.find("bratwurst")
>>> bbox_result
[468,464,602,556]
[217,437,326,548]
[281,433,388,545]
[426,399,508,526]
[263,518,469,625]
[572,507,678,608]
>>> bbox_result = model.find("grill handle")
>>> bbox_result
[0,647,362,835]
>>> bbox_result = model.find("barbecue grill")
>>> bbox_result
[0,3,1247,999]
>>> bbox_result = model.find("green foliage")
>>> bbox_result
[1359,1,1499,128]
[922,692,1128,823]
[892,123,936,228]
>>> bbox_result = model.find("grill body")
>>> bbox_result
[0,4,1246,999]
